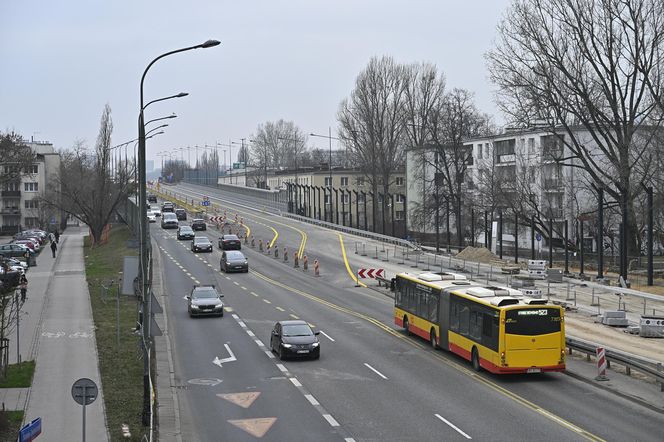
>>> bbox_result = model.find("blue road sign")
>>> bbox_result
[535,233,542,242]
[19,417,42,442]
[202,201,210,206]
[50,218,56,225]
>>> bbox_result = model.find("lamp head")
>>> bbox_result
[176,92,189,98]
[201,39,221,48]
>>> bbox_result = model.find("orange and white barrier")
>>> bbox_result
[313,259,320,276]
[595,347,609,381]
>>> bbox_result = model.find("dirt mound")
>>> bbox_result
[456,246,503,264]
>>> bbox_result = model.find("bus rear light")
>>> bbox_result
[500,352,506,366]
[559,349,566,364]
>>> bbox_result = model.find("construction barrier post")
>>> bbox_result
[259,239,263,252]
[284,247,288,262]
[303,255,309,271]
[274,245,279,258]
[251,236,255,248]
[244,234,248,245]
[595,347,609,381]
[294,253,299,268]
[313,259,320,276]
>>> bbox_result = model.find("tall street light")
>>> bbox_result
[137,38,220,426]
[310,128,336,190]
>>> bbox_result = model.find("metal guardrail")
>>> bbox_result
[282,212,419,250]
[566,335,664,391]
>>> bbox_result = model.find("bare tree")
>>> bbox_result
[0,132,37,187]
[44,105,134,245]
[338,56,409,233]
[251,120,308,188]
[488,0,664,274]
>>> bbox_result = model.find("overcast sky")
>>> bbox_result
[1,0,512,167]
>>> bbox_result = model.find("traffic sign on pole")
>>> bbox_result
[535,233,542,242]
[72,378,98,442]
[357,268,384,279]
[19,417,42,442]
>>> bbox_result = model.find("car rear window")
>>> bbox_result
[226,251,245,259]
[224,235,239,241]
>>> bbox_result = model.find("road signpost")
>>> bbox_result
[71,378,98,442]
[19,417,42,442]
[357,268,385,279]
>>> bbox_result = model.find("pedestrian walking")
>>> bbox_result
[54,230,60,243]
[49,232,55,243]
[50,240,57,258]
[19,274,28,302]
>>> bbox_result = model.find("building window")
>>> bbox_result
[378,194,384,204]
[324,194,331,205]
[358,193,366,203]
[356,177,365,186]
[341,177,349,186]
[25,199,39,209]
[24,217,40,228]
[484,143,489,158]
[324,177,332,186]
[342,194,349,204]
[28,164,38,174]
[395,177,404,186]
[528,138,535,154]
[24,182,39,192]
[395,210,405,220]
[395,194,404,203]
[477,144,483,159]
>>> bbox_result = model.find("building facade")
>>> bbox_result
[1,140,62,234]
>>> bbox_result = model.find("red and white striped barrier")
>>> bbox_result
[595,347,609,381]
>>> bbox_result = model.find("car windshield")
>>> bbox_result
[226,251,245,259]
[194,237,210,244]
[180,227,193,232]
[193,288,218,299]
[282,324,313,337]
[193,219,204,223]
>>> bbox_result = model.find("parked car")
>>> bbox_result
[191,218,206,231]
[175,208,187,221]
[161,202,175,213]
[5,257,28,271]
[12,239,37,251]
[220,250,248,273]
[191,236,213,253]
[147,212,157,223]
[147,193,158,203]
[161,212,178,229]
[186,285,224,317]
[0,243,35,259]
[218,234,241,250]
[270,320,320,360]
[0,266,21,289]
[177,225,195,240]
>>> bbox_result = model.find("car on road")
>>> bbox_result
[175,208,187,221]
[161,212,179,229]
[0,243,35,259]
[220,250,248,273]
[186,285,224,317]
[177,225,195,240]
[270,320,320,360]
[147,212,157,223]
[147,193,158,203]
[151,207,161,217]
[161,202,175,212]
[218,234,241,250]
[191,218,206,231]
[191,236,213,253]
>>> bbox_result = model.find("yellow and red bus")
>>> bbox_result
[394,272,565,374]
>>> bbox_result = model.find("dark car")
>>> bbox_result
[270,320,320,360]
[186,285,224,317]
[220,250,248,273]
[177,225,195,240]
[0,243,35,259]
[191,236,213,253]
[218,234,241,250]
[175,208,187,221]
[161,202,175,213]
[191,218,207,231]
[147,193,158,203]
[161,213,179,229]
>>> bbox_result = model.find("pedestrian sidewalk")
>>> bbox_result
[15,223,109,441]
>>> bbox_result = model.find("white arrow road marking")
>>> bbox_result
[212,344,237,367]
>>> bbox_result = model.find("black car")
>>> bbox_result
[175,208,187,221]
[177,225,195,240]
[191,218,206,231]
[186,285,224,317]
[162,202,175,213]
[147,193,157,203]
[220,250,248,273]
[191,236,213,253]
[219,234,241,250]
[270,320,320,360]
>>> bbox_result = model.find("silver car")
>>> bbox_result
[187,285,224,317]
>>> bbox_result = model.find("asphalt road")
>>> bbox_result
[152,184,664,441]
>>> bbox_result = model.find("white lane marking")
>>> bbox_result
[254,339,264,347]
[212,344,238,367]
[435,414,471,439]
[364,363,388,380]
[207,264,212,267]
[537,409,584,433]
[246,330,255,337]
[225,276,231,280]
[241,286,247,290]
[305,394,319,406]
[232,314,240,320]
[319,331,335,342]
[265,350,275,359]
[262,299,272,304]
[276,364,288,373]
[344,439,356,442]
[289,314,299,319]
[238,321,247,328]
[233,281,240,286]
[323,414,340,427]
[251,292,259,297]
[290,378,302,387]
[275,307,285,312]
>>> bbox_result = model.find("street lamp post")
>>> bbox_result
[137,38,219,426]
[310,128,337,200]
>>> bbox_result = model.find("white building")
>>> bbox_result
[1,140,62,234]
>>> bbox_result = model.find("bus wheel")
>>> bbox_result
[430,329,437,349]
[403,316,410,335]
[471,347,481,372]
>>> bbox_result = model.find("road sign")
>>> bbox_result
[535,233,542,242]
[357,268,384,279]
[50,218,56,225]
[202,201,210,207]
[72,378,98,406]
[19,417,42,442]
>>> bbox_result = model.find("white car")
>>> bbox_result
[6,257,28,270]
[151,208,162,217]
[147,212,157,223]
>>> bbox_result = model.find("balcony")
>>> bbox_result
[0,207,21,215]
[0,225,20,235]
[1,190,21,197]
[497,154,516,164]
[543,178,563,190]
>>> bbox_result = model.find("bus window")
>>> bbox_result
[450,301,459,332]
[458,304,470,336]
[505,308,561,335]
[428,294,438,323]
[469,310,482,341]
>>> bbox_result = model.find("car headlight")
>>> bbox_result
[311,342,319,347]
[191,304,200,309]
[226,261,230,265]
[282,343,293,348]
[244,261,248,265]
[215,303,224,309]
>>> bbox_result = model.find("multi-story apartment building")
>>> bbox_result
[1,140,62,234]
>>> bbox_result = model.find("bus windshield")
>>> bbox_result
[504,308,561,335]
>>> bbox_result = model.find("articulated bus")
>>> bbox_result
[394,272,565,374]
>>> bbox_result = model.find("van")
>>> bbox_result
[161,213,178,229]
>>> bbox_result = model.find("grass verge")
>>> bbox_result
[0,410,24,442]
[0,360,35,388]
[85,224,146,441]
